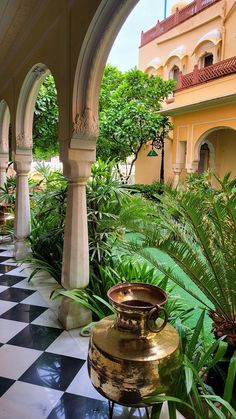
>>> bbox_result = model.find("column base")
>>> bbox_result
[58,296,92,330]
[14,239,32,260]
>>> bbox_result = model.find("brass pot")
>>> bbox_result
[88,282,182,406]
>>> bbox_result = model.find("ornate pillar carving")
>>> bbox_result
[59,110,97,329]
[14,151,32,260]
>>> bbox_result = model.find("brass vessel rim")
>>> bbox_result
[107,281,168,309]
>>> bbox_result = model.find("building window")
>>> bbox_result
[203,53,213,67]
[198,143,210,173]
[169,65,180,82]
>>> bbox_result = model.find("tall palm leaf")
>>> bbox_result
[118,177,236,346]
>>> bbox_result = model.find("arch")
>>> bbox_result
[192,29,221,55]
[72,0,138,144]
[164,45,187,67]
[193,126,236,163]
[144,66,156,76]
[0,100,10,154]
[146,57,162,69]
[15,63,51,150]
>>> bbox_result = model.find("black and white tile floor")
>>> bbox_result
[0,243,178,419]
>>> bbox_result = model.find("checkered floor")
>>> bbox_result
[0,243,151,419]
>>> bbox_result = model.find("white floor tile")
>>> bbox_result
[66,361,106,402]
[68,328,90,360]
[0,344,42,379]
[0,259,15,265]
[0,318,27,342]
[7,265,29,276]
[31,308,63,329]
[0,248,14,257]
[12,278,36,290]
[0,381,63,419]
[21,291,48,307]
[0,300,18,315]
[46,330,87,358]
[0,285,8,293]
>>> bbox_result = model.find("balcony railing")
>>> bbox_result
[175,56,236,91]
[140,0,221,47]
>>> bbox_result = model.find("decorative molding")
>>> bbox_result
[16,132,32,149]
[73,108,98,137]
[32,65,46,79]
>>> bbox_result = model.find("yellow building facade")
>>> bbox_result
[137,0,236,185]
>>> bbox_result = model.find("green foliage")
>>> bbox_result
[26,159,132,284]
[117,174,236,345]
[33,75,59,160]
[26,164,67,282]
[97,65,175,182]
[128,181,174,201]
[87,158,131,271]
[146,311,236,419]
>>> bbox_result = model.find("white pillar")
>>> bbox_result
[0,154,8,189]
[14,153,32,260]
[59,143,96,330]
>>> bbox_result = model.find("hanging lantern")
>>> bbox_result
[147,148,158,157]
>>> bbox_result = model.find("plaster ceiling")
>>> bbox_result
[0,0,39,67]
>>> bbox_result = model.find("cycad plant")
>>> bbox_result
[119,174,236,347]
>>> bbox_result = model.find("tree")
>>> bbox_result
[97,65,175,182]
[33,75,59,160]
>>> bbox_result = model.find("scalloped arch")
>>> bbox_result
[0,100,10,154]
[16,63,51,151]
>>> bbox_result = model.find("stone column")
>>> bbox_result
[172,164,184,188]
[186,161,199,174]
[172,169,182,188]
[14,153,32,260]
[0,154,8,189]
[59,141,96,330]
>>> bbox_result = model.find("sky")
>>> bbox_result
[107,0,190,71]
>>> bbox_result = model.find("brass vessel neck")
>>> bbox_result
[115,306,150,336]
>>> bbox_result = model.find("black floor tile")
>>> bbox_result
[8,324,63,350]
[19,352,85,391]
[0,303,47,322]
[0,377,15,396]
[0,264,15,274]
[47,393,109,419]
[0,249,8,253]
[0,287,35,302]
[0,274,26,286]
[0,256,11,263]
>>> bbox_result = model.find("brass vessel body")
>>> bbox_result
[88,283,182,406]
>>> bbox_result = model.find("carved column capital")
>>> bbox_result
[16,132,33,150]
[72,108,98,141]
[14,152,32,174]
[172,163,184,173]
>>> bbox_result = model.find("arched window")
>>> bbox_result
[198,143,210,173]
[169,65,180,82]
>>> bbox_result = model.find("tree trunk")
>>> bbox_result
[160,140,164,183]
